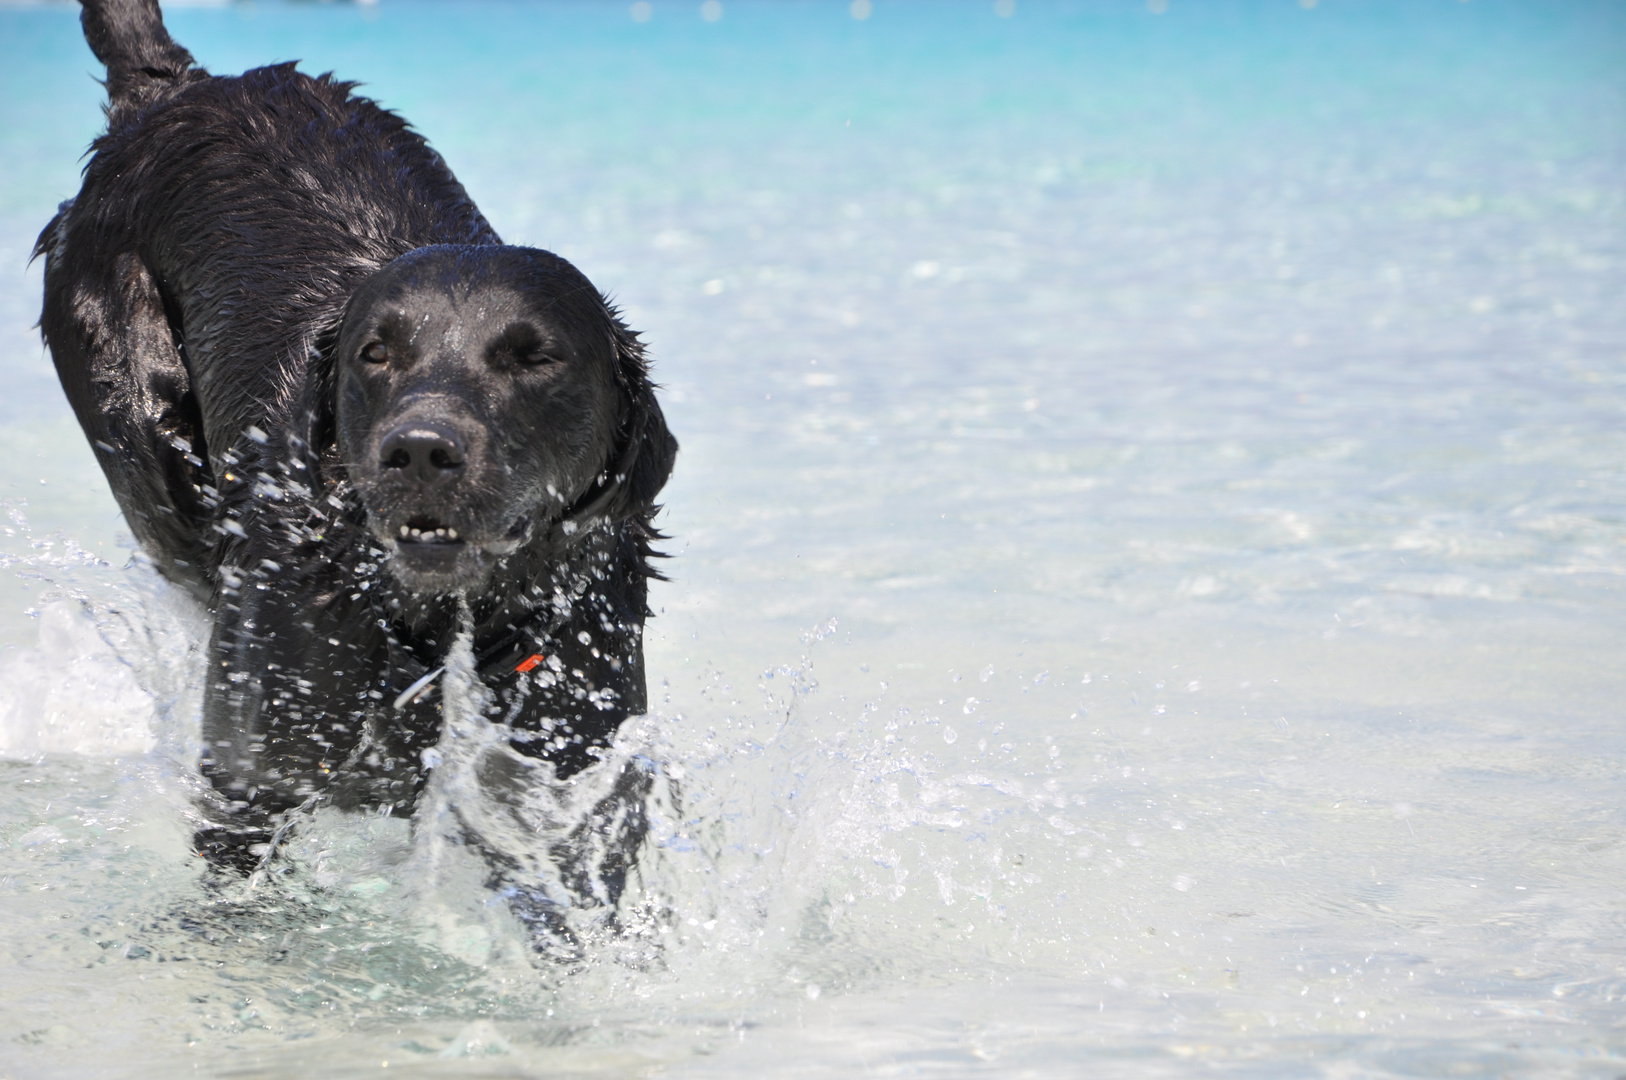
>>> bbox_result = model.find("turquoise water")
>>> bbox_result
[2,1,1624,1076]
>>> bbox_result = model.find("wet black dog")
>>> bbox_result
[36,0,676,873]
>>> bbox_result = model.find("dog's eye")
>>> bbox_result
[361,341,389,364]
[515,346,562,367]
[490,323,560,368]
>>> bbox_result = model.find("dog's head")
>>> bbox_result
[332,245,674,594]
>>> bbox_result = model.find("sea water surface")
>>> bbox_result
[1,0,1624,1076]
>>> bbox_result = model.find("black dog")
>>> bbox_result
[36,0,676,874]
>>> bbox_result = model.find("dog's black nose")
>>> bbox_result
[379,422,465,486]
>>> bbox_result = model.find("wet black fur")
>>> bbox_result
[36,0,677,872]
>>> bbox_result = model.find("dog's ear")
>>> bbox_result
[604,312,677,522]
[289,317,344,480]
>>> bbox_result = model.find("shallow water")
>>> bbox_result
[2,0,1625,1076]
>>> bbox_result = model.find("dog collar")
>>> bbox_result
[390,603,564,711]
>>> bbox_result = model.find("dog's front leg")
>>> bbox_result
[193,557,421,870]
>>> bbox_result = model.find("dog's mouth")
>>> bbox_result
[382,514,532,593]
[395,514,463,547]
[390,514,528,551]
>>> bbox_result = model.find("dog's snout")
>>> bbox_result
[379,422,466,485]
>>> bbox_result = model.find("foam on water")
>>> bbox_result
[0,510,209,762]
[1,551,1621,1076]
[1,0,1624,1076]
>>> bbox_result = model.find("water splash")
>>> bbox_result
[0,502,207,763]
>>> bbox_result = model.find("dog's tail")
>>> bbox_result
[79,0,197,115]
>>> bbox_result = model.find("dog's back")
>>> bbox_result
[38,0,498,593]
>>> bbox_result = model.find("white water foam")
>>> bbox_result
[0,506,209,762]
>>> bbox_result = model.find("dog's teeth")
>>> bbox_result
[447,528,458,540]
[435,528,446,537]
[410,528,421,537]
[399,525,408,536]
